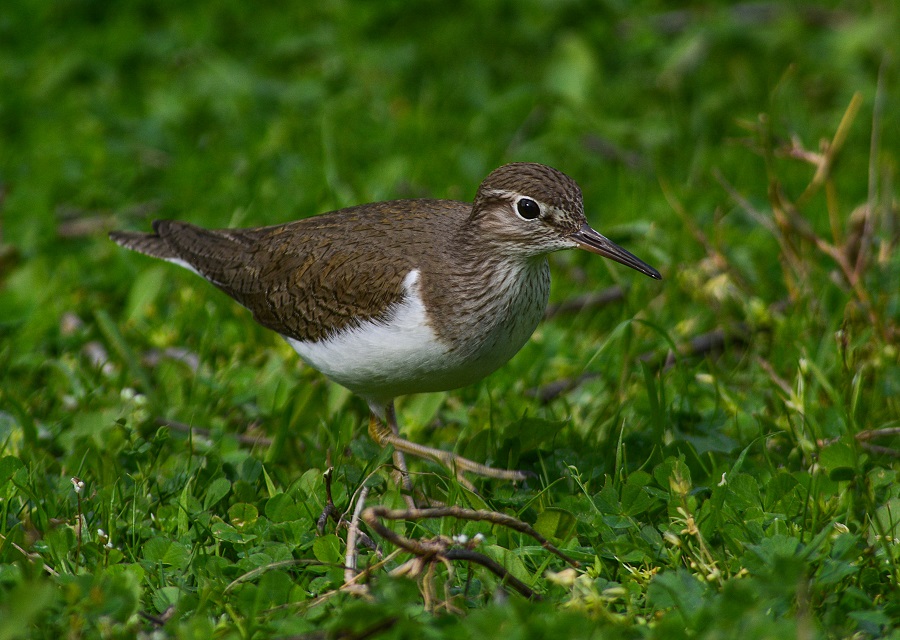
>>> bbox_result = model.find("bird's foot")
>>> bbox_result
[368,415,532,491]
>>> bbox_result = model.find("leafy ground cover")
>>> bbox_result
[0,1,898,638]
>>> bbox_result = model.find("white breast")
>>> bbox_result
[286,260,549,407]
[285,269,452,403]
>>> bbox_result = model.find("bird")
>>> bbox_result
[110,162,661,486]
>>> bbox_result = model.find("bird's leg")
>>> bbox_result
[367,402,530,487]
[369,407,415,498]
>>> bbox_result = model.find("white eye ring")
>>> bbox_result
[515,197,541,220]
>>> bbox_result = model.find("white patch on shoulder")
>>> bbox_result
[285,269,450,402]
[164,257,204,278]
[164,256,230,287]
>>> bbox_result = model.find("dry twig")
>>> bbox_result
[316,467,339,535]
[544,286,625,319]
[360,505,579,601]
[156,418,273,447]
[344,486,369,584]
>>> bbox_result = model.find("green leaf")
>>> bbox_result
[177,476,193,537]
[93,309,153,398]
[499,417,567,452]
[848,609,892,629]
[125,265,166,322]
[266,493,301,523]
[262,465,279,497]
[483,545,533,585]
[654,458,692,496]
[816,557,859,586]
[0,455,25,490]
[625,470,653,487]
[211,519,252,544]
[544,34,597,106]
[648,569,707,623]
[204,477,232,510]
[256,569,294,608]
[142,537,191,569]
[313,534,343,565]
[621,483,657,516]
[229,502,259,531]
[151,586,184,615]
[0,579,58,638]
[97,568,142,622]
[870,497,900,540]
[726,473,760,511]
[534,508,577,545]
[819,442,857,481]
[642,361,664,439]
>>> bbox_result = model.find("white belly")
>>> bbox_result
[287,270,450,400]
[285,267,546,405]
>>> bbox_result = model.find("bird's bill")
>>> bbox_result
[570,223,662,280]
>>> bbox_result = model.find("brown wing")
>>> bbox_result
[110,200,464,342]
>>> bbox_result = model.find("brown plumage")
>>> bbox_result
[110,163,660,483]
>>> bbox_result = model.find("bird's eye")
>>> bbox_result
[516,198,541,220]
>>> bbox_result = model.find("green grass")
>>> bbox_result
[1,1,898,638]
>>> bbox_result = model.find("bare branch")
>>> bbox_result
[156,418,273,447]
[443,549,540,600]
[363,505,579,567]
[345,486,369,584]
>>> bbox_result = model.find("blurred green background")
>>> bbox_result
[0,1,897,638]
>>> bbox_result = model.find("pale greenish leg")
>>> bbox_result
[368,402,530,491]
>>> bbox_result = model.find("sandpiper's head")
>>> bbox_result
[471,163,661,279]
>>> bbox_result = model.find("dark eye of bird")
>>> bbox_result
[516,198,540,220]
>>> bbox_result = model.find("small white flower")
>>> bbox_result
[718,473,727,487]
[71,478,85,494]
[121,388,147,406]
[473,533,485,543]
[663,531,681,547]
[546,568,578,587]
[453,534,469,545]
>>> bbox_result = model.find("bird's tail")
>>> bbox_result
[109,220,260,285]
[109,221,180,261]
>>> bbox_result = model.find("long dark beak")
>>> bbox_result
[570,223,661,280]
